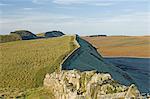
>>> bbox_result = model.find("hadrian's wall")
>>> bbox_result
[60,35,135,86]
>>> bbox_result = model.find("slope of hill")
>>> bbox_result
[36,31,65,38]
[0,36,77,93]
[0,34,22,43]
[0,35,143,98]
[83,36,150,57]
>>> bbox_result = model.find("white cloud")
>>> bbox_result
[32,0,149,5]
[53,0,90,5]
[53,0,149,5]
[32,0,51,4]
[106,12,150,22]
[1,10,149,35]
[53,0,114,5]
[93,3,114,6]
[32,0,115,6]
[23,8,34,10]
[0,3,10,6]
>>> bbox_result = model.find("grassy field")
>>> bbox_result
[83,36,150,57]
[0,36,77,97]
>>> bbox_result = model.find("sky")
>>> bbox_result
[0,0,150,36]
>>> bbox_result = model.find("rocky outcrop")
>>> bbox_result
[44,70,142,99]
[45,31,65,38]
[10,30,37,40]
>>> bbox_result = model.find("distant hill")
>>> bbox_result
[10,30,37,40]
[0,30,65,43]
[0,35,143,98]
[45,31,65,38]
[36,31,65,38]
[87,34,107,37]
[0,34,22,43]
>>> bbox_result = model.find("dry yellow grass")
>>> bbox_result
[83,36,150,57]
[0,36,77,93]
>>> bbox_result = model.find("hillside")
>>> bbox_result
[0,35,144,98]
[36,31,65,38]
[83,36,150,57]
[10,30,37,40]
[0,34,22,43]
[0,36,77,94]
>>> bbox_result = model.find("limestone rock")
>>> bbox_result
[44,70,142,99]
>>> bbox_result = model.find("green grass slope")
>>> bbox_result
[0,36,77,93]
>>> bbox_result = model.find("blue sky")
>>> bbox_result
[0,0,150,35]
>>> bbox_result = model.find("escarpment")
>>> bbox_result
[61,35,135,86]
[42,35,143,99]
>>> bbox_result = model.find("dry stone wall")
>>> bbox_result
[61,35,135,86]
[44,70,142,99]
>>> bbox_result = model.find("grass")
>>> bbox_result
[36,33,45,38]
[25,87,55,99]
[0,34,22,43]
[83,36,150,57]
[0,36,77,96]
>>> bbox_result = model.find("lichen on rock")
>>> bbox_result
[44,69,142,99]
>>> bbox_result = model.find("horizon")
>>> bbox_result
[0,0,150,36]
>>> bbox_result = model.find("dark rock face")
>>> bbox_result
[45,31,65,38]
[10,30,37,40]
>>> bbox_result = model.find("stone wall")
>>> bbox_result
[44,70,142,99]
[61,35,135,86]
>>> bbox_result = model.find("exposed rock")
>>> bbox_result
[45,31,65,38]
[10,30,37,40]
[44,70,142,99]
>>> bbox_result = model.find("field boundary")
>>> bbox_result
[59,35,80,71]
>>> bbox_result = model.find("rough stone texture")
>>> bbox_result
[44,70,142,99]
